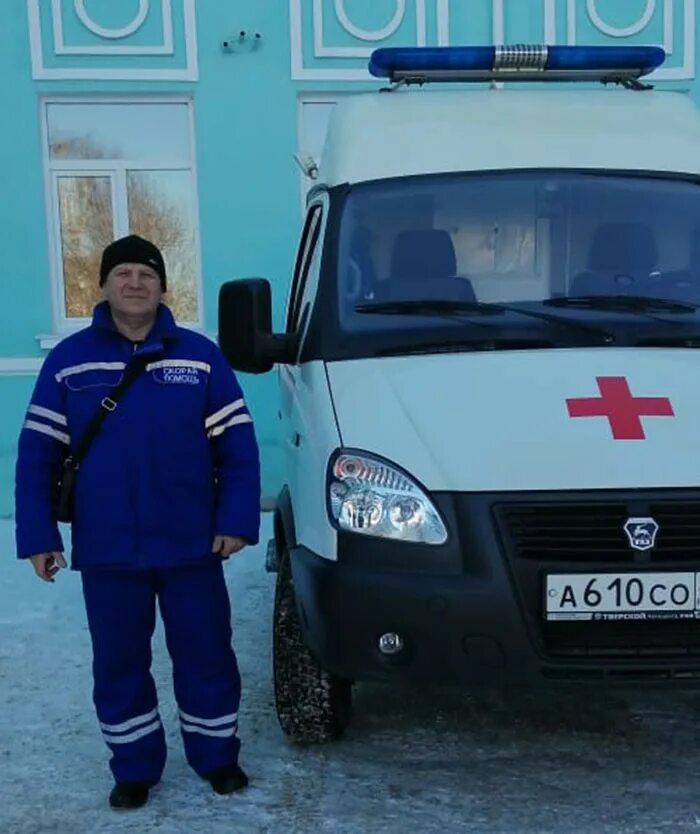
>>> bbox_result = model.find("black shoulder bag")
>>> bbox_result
[55,354,150,523]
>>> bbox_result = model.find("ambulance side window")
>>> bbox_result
[286,204,323,334]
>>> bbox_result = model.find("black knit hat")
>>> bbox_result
[99,234,167,291]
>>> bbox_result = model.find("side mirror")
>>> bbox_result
[218,278,297,373]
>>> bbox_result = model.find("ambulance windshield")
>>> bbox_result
[336,171,700,347]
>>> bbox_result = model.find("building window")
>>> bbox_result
[43,98,202,326]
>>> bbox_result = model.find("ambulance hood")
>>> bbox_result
[326,349,700,492]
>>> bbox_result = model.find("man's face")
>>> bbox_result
[102,262,163,318]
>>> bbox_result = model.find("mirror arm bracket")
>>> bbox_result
[259,332,299,365]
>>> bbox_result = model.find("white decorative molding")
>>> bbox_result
[311,0,423,62]
[74,0,149,39]
[291,0,425,77]
[52,0,174,55]
[28,0,197,80]
[334,0,405,41]
[563,0,694,80]
[544,0,556,42]
[292,0,457,79]
[37,334,62,350]
[291,0,694,82]
[492,0,505,44]
[586,0,655,37]
[0,358,43,376]
[437,0,505,46]
[436,0,449,45]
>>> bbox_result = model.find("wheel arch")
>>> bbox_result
[271,486,296,572]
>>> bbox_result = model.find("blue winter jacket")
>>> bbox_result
[15,302,261,570]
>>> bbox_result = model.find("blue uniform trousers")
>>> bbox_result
[80,561,241,784]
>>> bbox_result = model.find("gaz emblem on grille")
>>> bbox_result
[623,517,659,551]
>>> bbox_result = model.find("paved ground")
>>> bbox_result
[2,516,700,834]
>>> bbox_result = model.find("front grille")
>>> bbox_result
[496,501,700,563]
[493,497,700,660]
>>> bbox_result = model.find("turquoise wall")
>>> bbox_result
[0,0,697,515]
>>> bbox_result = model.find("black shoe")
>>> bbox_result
[205,764,249,795]
[109,781,151,810]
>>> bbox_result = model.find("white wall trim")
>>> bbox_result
[37,334,64,351]
[49,159,192,171]
[28,0,197,80]
[436,0,504,51]
[493,0,505,42]
[0,359,44,376]
[290,0,695,82]
[544,0,556,42]
[664,0,674,55]
[333,0,406,42]
[291,0,427,80]
[309,0,425,63]
[563,0,694,80]
[586,0,656,38]
[186,94,206,333]
[53,0,174,55]
[436,0,449,45]
[40,92,196,104]
[313,0,374,58]
[73,0,150,39]
[39,94,63,340]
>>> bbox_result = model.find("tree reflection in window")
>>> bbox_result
[47,103,200,324]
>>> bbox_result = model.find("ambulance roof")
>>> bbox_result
[317,88,700,187]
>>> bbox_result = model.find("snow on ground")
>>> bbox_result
[2,514,700,834]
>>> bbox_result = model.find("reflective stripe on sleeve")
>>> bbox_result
[207,413,253,439]
[23,420,70,445]
[205,399,245,430]
[27,405,67,426]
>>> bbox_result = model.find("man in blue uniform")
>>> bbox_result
[15,235,261,810]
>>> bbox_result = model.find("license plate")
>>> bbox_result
[545,572,700,621]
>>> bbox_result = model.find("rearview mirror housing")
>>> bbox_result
[218,278,297,373]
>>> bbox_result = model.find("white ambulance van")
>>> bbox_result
[219,45,700,742]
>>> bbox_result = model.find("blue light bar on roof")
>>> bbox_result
[369,44,666,85]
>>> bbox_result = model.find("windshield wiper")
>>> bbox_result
[355,300,501,315]
[354,299,614,342]
[544,295,699,314]
[354,300,504,331]
[377,337,554,357]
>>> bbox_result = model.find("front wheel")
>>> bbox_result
[273,549,352,743]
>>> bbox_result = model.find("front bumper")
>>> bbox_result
[289,489,700,687]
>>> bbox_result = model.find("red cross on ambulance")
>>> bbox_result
[566,376,674,440]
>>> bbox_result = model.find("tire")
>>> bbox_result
[273,549,352,743]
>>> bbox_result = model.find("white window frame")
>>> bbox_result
[39,94,205,344]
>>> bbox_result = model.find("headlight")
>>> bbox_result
[327,450,448,544]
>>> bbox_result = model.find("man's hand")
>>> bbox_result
[212,535,247,560]
[29,552,67,583]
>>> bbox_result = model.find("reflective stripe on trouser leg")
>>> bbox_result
[157,561,241,775]
[81,569,167,784]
